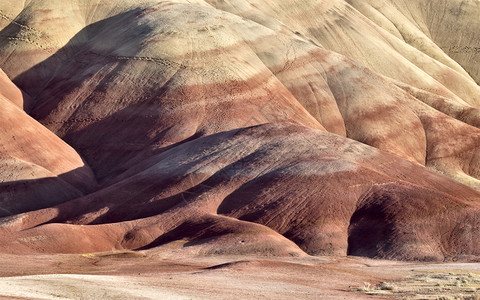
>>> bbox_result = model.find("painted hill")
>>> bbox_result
[0,0,479,261]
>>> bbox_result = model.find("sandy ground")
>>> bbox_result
[0,251,479,299]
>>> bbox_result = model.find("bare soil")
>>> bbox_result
[0,251,479,299]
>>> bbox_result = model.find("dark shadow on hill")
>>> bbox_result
[9,8,189,183]
[0,166,93,218]
[11,7,155,111]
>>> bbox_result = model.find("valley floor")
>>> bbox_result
[0,251,479,299]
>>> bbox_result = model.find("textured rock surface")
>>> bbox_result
[0,0,480,261]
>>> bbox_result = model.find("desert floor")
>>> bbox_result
[0,250,479,299]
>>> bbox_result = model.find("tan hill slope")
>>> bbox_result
[0,0,479,261]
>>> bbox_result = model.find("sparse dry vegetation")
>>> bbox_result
[356,271,480,299]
